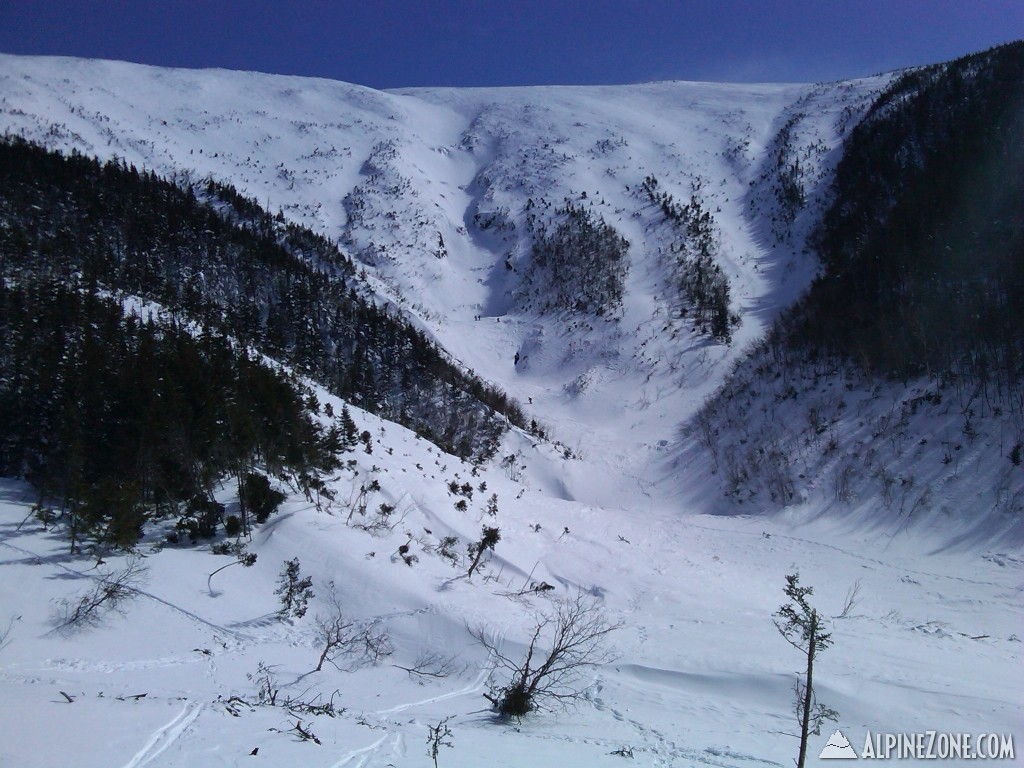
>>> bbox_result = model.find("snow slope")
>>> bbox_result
[1,400,1020,767]
[0,54,883,506]
[0,55,1021,767]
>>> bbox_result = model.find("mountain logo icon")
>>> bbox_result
[819,729,858,759]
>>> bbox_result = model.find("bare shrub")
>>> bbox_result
[353,501,402,534]
[833,457,856,502]
[249,660,283,706]
[427,534,461,567]
[344,479,381,524]
[313,584,393,672]
[240,661,343,718]
[762,444,796,503]
[835,579,863,619]
[52,555,148,633]
[473,592,619,718]
[0,614,17,652]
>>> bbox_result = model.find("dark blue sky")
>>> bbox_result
[2,1,1022,89]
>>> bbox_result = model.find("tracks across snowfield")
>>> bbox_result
[0,486,1020,767]
[121,701,205,768]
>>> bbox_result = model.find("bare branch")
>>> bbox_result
[52,555,148,633]
[269,718,321,745]
[392,650,460,682]
[0,614,18,653]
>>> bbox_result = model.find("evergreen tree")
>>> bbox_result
[275,558,314,619]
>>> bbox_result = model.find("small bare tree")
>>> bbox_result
[834,579,862,620]
[206,547,257,595]
[473,592,619,718]
[53,555,148,633]
[774,572,838,768]
[0,614,18,653]
[313,584,393,672]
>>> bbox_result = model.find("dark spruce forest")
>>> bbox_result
[0,138,529,548]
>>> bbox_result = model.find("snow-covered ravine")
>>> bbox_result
[0,55,1021,767]
[0,54,884,499]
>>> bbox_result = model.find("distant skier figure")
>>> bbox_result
[514,352,520,366]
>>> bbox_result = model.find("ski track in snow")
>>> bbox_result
[121,701,204,768]
[329,733,389,768]
[374,658,493,716]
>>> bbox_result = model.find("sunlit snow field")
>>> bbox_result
[0,55,1020,766]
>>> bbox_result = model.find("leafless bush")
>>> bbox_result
[995,473,1024,515]
[270,718,321,744]
[249,660,283,706]
[313,584,393,672]
[344,479,380,524]
[693,402,720,468]
[473,592,619,718]
[899,483,931,517]
[762,445,796,503]
[52,555,148,633]
[242,661,343,717]
[354,501,410,535]
[0,614,17,653]
[722,446,748,498]
[875,465,896,508]
[834,579,863,619]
